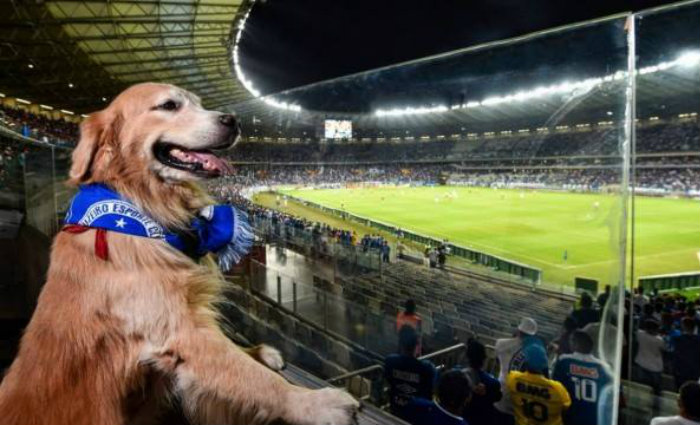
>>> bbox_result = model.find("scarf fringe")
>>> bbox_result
[216,206,254,272]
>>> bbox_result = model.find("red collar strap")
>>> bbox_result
[62,224,109,261]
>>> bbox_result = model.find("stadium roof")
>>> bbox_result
[231,2,699,138]
[0,0,254,113]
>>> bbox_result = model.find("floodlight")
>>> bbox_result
[676,51,700,67]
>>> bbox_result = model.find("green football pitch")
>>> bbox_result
[277,186,700,288]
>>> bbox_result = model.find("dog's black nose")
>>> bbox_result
[219,114,238,128]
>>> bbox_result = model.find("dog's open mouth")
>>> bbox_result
[153,142,232,178]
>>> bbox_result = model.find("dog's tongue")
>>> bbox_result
[187,151,232,175]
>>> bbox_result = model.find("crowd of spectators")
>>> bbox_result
[0,138,49,189]
[1,102,697,194]
[0,98,697,161]
[208,120,700,194]
[0,104,78,146]
[230,121,698,163]
[381,283,700,425]
[211,162,700,194]
[218,164,443,187]
[232,193,393,260]
[385,312,607,425]
[625,288,700,392]
[453,167,700,193]
[0,142,23,187]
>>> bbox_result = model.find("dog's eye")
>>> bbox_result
[157,100,180,111]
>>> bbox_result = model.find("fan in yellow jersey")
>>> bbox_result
[506,344,571,425]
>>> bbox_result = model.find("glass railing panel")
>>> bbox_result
[53,147,75,220]
[222,13,633,425]
[249,255,401,357]
[0,132,28,212]
[0,130,74,343]
[22,145,58,236]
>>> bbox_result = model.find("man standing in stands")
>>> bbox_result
[382,240,391,263]
[384,325,437,421]
[438,242,447,269]
[552,331,613,425]
[634,287,650,310]
[463,339,502,425]
[507,344,571,425]
[672,318,700,390]
[494,317,546,425]
[570,293,600,329]
[397,240,406,259]
[553,317,578,356]
[397,299,423,355]
[650,382,700,425]
[635,319,666,411]
[597,285,611,309]
[428,247,438,268]
[397,299,422,332]
[404,369,472,425]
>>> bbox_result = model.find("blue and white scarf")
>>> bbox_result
[64,183,253,271]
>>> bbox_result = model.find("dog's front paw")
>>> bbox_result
[257,344,285,371]
[288,388,359,425]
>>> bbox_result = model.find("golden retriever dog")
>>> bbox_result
[0,83,359,425]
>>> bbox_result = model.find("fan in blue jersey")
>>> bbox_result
[552,330,614,425]
[384,325,437,421]
[403,369,472,425]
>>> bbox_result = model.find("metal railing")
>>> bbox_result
[325,342,473,402]
[251,216,388,273]
[247,258,400,358]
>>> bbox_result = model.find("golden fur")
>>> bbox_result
[0,83,358,425]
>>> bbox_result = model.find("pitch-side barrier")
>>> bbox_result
[279,192,543,287]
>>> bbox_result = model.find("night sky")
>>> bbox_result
[237,0,677,95]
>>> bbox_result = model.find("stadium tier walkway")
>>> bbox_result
[254,243,573,352]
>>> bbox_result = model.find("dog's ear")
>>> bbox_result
[69,110,120,185]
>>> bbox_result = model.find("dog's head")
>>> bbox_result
[69,83,239,185]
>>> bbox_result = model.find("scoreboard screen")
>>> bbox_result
[324,120,352,139]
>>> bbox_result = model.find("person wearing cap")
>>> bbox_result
[507,344,571,425]
[494,317,546,425]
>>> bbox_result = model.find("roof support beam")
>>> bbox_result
[1,18,232,26]
[0,29,225,42]
[100,52,225,67]
[168,76,239,88]
[112,59,229,77]
[88,42,223,55]
[47,0,243,7]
